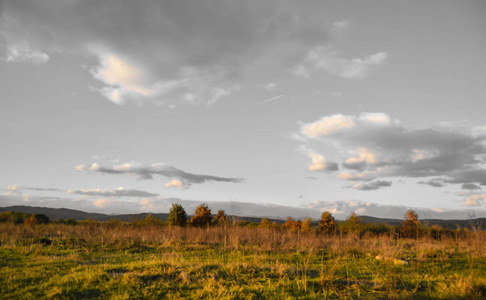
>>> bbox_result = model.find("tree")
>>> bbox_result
[24,214,50,225]
[167,204,187,227]
[301,218,314,232]
[318,211,336,235]
[259,218,271,229]
[401,210,421,238]
[139,214,164,226]
[214,209,228,226]
[344,212,363,234]
[189,204,212,227]
[282,217,301,232]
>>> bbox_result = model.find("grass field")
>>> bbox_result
[1,221,485,299]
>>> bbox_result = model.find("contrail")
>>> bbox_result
[258,95,283,105]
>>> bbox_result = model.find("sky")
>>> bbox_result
[1,0,486,220]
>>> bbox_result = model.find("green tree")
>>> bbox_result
[140,214,164,226]
[167,204,187,227]
[401,210,421,238]
[189,204,212,227]
[318,211,336,235]
[344,212,363,234]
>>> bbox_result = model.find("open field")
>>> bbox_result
[1,221,486,299]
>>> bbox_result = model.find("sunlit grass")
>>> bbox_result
[1,222,485,299]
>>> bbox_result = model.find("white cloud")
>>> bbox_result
[307,152,338,172]
[301,114,355,137]
[297,113,486,190]
[3,45,49,64]
[93,198,113,208]
[359,113,391,125]
[302,46,387,79]
[164,179,185,190]
[463,194,486,207]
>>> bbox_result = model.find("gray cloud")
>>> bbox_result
[67,187,159,198]
[76,162,243,188]
[461,183,481,191]
[299,113,486,189]
[418,179,444,188]
[1,0,332,105]
[351,180,392,191]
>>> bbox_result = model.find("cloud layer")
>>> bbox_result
[3,185,485,219]
[76,162,243,189]
[1,0,343,106]
[298,113,486,201]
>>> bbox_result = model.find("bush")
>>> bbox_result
[167,204,187,227]
[318,212,336,235]
[189,204,212,227]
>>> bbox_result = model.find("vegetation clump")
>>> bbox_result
[189,204,212,227]
[167,204,188,227]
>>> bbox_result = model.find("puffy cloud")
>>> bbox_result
[1,0,334,106]
[463,194,486,207]
[67,187,158,198]
[164,179,185,190]
[307,152,338,172]
[301,114,355,137]
[76,162,243,188]
[1,43,49,64]
[299,46,387,79]
[343,148,377,170]
[298,112,486,190]
[352,180,392,191]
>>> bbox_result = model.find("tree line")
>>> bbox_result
[0,204,472,239]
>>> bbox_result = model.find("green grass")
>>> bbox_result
[1,223,485,299]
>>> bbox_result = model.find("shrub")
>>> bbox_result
[317,212,336,235]
[401,210,421,238]
[214,210,229,226]
[189,204,212,227]
[167,204,188,227]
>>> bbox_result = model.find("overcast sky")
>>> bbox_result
[1,0,486,219]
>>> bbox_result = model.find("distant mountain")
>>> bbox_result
[1,205,484,229]
[0,206,282,224]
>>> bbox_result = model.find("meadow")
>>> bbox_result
[1,218,485,299]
